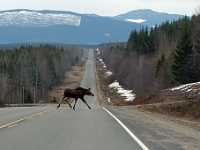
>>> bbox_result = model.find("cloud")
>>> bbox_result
[0,0,200,16]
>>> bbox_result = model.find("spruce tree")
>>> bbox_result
[192,15,200,81]
[172,17,194,84]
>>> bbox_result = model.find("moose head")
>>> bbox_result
[75,86,94,96]
[85,88,94,96]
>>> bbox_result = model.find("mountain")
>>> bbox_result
[115,9,183,27]
[0,9,141,44]
[0,10,81,27]
[0,9,183,44]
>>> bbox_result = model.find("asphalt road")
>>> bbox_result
[1,49,198,150]
[0,50,147,150]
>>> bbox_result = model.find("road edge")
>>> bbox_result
[102,107,150,150]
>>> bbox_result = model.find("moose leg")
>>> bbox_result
[57,97,65,109]
[81,97,91,110]
[73,98,78,111]
[64,98,72,109]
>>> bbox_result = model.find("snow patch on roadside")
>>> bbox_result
[109,81,136,101]
[170,82,200,93]
[96,49,135,101]
[96,48,100,55]
[97,57,112,76]
[105,71,112,76]
[107,97,111,103]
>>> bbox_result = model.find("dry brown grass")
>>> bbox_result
[138,100,200,121]
[133,88,200,122]
[48,63,85,103]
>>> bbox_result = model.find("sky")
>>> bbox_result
[0,0,200,16]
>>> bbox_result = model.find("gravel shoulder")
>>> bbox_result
[108,106,200,150]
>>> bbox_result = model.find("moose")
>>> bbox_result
[57,86,94,110]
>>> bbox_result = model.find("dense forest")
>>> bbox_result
[100,14,200,96]
[0,45,83,105]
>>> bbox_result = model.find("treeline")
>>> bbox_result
[100,14,200,95]
[0,45,83,104]
[127,27,155,54]
[127,17,190,54]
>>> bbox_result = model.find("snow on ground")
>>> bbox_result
[98,58,113,76]
[97,54,135,101]
[96,48,100,55]
[105,71,112,76]
[109,81,136,101]
[0,10,81,26]
[98,58,104,64]
[170,82,200,93]
[103,64,107,69]
[107,97,111,103]
[125,18,146,24]
[97,57,110,73]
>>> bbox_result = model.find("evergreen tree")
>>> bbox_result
[172,17,194,84]
[192,15,200,81]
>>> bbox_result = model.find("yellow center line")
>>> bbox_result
[0,109,48,129]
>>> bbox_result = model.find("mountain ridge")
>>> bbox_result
[0,9,183,44]
[115,9,183,26]
[115,9,183,17]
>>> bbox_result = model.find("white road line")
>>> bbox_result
[0,110,48,130]
[0,118,25,129]
[8,124,18,128]
[103,107,150,150]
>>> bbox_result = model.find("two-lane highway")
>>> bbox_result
[0,50,148,150]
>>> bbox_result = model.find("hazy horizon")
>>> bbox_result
[0,0,199,16]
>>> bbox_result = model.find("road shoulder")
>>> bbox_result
[108,105,200,150]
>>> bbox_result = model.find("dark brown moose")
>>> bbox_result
[57,87,94,110]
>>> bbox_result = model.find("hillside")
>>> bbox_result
[0,9,183,44]
[0,9,139,44]
[134,82,200,121]
[115,9,183,26]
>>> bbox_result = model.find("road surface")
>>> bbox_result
[0,49,199,150]
[0,50,146,150]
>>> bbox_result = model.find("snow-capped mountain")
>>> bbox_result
[115,9,183,26]
[0,9,183,44]
[0,9,141,44]
[0,10,81,26]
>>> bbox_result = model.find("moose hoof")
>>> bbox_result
[57,104,60,109]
